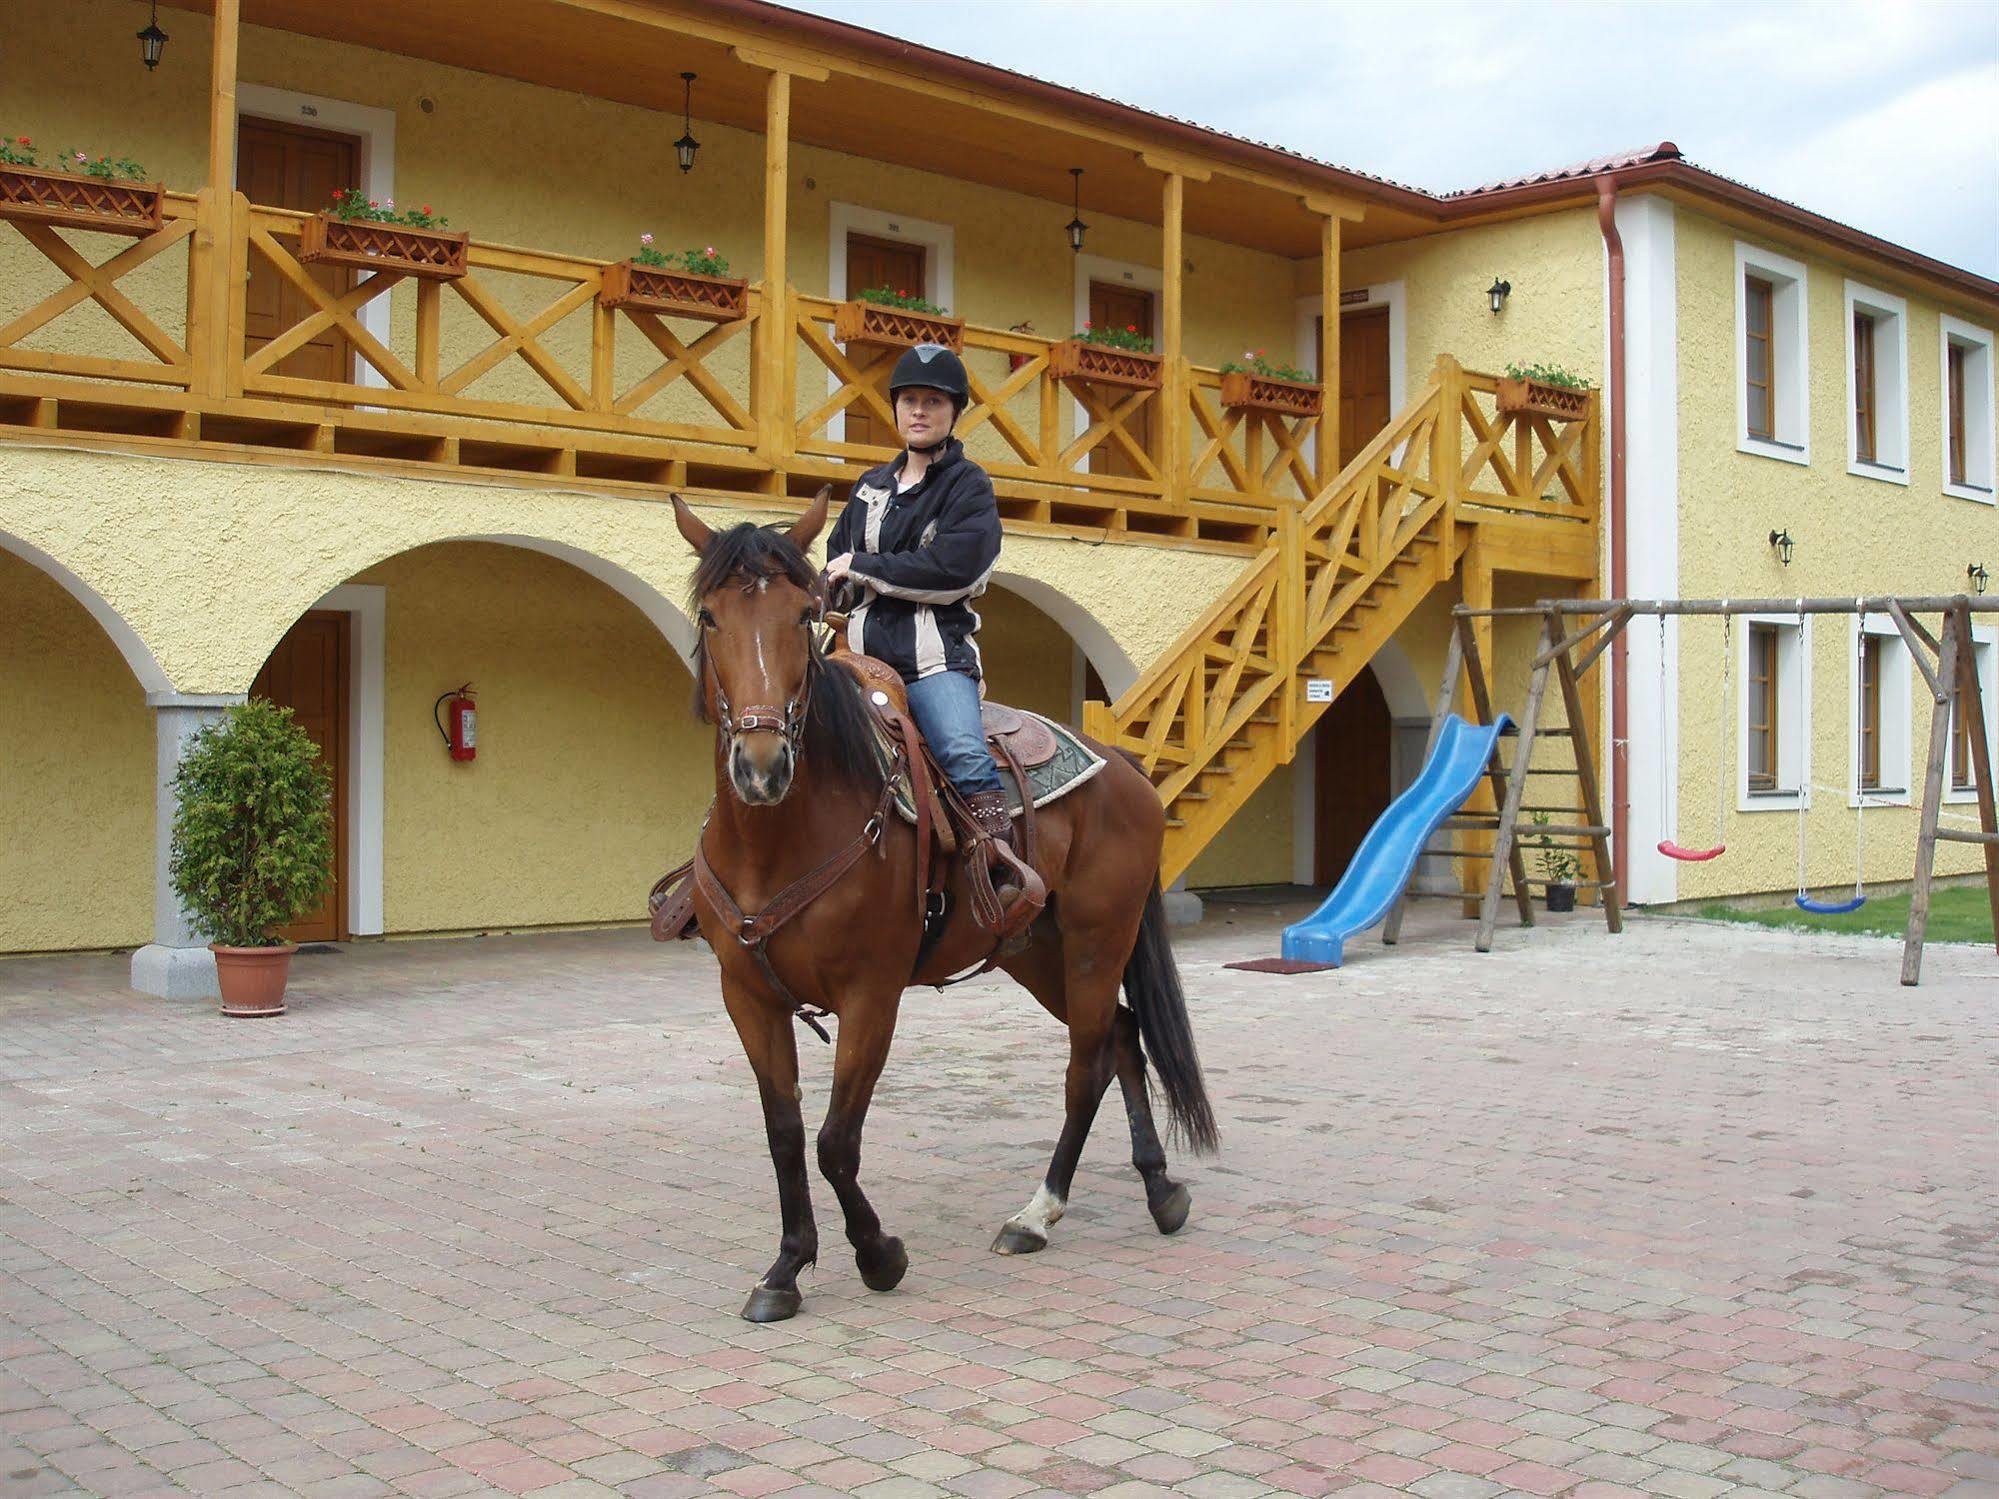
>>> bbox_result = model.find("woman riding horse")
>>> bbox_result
[822,343,1029,923]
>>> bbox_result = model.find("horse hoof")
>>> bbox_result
[859,1236,908,1292]
[1150,1183,1192,1235]
[740,1283,802,1323]
[990,1224,1048,1256]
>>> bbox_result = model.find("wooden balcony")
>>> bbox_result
[0,187,1599,559]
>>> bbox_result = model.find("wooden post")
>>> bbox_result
[1275,502,1303,761]
[1480,616,1551,951]
[1551,610,1623,934]
[1457,534,1495,908]
[195,0,241,399]
[1950,600,1999,953]
[758,68,793,474]
[1160,170,1186,509]
[1902,611,1961,985]
[1432,355,1462,580]
[1317,213,1341,488]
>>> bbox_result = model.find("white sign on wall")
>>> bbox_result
[1305,679,1334,703]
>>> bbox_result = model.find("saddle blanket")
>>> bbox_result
[871,709,1106,823]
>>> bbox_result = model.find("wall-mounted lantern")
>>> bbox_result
[674,72,701,174]
[1487,277,1511,314]
[137,0,168,70]
[1970,561,1991,596]
[1769,528,1794,567]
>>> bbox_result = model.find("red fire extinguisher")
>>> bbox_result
[434,684,476,762]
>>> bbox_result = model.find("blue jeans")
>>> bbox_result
[906,669,1003,797]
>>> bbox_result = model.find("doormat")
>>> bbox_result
[1224,957,1336,974]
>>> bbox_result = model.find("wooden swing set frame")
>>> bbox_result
[1417,594,1998,987]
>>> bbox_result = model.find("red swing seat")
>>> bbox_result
[1657,839,1726,862]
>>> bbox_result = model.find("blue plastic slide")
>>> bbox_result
[1282,713,1514,966]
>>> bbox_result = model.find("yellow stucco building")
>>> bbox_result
[2,0,1993,994]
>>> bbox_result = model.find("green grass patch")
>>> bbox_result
[1691,887,1994,944]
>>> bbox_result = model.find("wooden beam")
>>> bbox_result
[1902,615,1961,986]
[200,0,241,399]
[1299,192,1366,223]
[759,68,792,468]
[730,44,830,82]
[1317,213,1341,486]
[1138,151,1211,184]
[208,0,241,198]
[1160,170,1186,512]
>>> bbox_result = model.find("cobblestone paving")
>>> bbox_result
[2,900,1995,1498]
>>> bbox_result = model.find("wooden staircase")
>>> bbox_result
[1085,357,1598,885]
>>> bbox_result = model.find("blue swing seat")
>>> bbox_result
[1795,893,1867,915]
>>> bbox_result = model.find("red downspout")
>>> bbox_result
[1596,178,1629,910]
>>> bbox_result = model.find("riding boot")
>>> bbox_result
[964,788,1035,943]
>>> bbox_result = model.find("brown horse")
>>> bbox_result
[671,492,1217,1323]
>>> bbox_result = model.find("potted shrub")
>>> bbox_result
[1496,361,1591,421]
[1050,321,1162,389]
[1527,811,1582,913]
[0,136,163,237]
[1220,349,1322,416]
[600,236,747,322]
[833,285,964,352]
[168,699,334,1018]
[299,186,468,280]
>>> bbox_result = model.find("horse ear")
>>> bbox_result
[670,492,713,554]
[785,485,832,553]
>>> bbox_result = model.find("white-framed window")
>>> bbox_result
[1949,627,1997,804]
[1940,315,1996,504]
[1844,283,1908,483]
[1849,615,1912,803]
[1739,614,1810,809]
[1735,242,1810,464]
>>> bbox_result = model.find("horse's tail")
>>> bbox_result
[1123,882,1219,1155]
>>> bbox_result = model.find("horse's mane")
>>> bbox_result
[687,521,882,791]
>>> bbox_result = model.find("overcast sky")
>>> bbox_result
[782,0,1999,278]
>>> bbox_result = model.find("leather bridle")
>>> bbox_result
[702,575,824,758]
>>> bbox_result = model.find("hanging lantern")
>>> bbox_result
[137,0,168,71]
[1065,167,1087,254]
[675,72,701,174]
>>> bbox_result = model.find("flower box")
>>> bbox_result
[0,165,162,237]
[833,298,963,353]
[1220,369,1323,417]
[1495,376,1588,422]
[600,261,748,322]
[298,212,468,280]
[1050,339,1163,390]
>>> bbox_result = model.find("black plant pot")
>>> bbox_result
[1546,883,1577,913]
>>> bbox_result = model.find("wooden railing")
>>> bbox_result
[1085,357,1599,877]
[0,191,1597,560]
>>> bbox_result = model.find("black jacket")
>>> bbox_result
[827,438,1001,682]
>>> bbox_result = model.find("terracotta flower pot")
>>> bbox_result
[1495,377,1589,422]
[210,942,297,1017]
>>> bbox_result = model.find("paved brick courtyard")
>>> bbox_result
[2,899,1995,1499]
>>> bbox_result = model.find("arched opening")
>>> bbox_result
[976,579,1130,724]
[1313,665,1395,885]
[0,538,157,954]
[249,538,707,941]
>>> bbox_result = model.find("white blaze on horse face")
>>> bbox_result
[1003,1183,1066,1242]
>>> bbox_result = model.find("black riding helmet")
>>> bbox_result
[887,344,969,454]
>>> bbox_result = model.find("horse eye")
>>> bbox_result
[697,608,716,629]
[799,608,815,626]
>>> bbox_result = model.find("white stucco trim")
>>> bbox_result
[1847,614,1913,807]
[991,572,1135,698]
[1948,626,1997,806]
[1737,612,1812,813]
[1070,254,1163,465]
[1615,195,1680,904]
[1733,241,1810,466]
[1939,314,1997,505]
[1842,280,1910,486]
[0,529,173,694]
[1293,279,1407,416]
[235,84,397,386]
[310,583,386,937]
[826,203,957,446]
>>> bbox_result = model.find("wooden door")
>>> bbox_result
[1313,665,1392,885]
[1333,307,1391,469]
[845,233,928,450]
[1087,281,1157,479]
[240,116,360,384]
[251,611,349,943]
